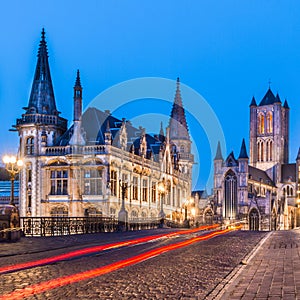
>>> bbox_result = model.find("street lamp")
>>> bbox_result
[158,179,166,219]
[118,179,128,229]
[2,155,23,205]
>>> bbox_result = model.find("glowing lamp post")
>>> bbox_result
[158,180,166,219]
[2,155,23,206]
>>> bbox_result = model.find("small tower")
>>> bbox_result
[169,78,193,177]
[69,70,85,146]
[15,29,67,217]
[238,139,249,208]
[249,88,289,182]
[214,141,224,207]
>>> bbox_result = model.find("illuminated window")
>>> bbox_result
[82,168,102,195]
[258,114,265,134]
[50,170,68,195]
[267,112,273,133]
[25,137,34,155]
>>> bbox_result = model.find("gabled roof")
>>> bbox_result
[248,166,275,187]
[258,88,277,106]
[225,151,238,167]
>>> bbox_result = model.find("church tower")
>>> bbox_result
[249,88,289,181]
[15,29,67,217]
[169,78,193,179]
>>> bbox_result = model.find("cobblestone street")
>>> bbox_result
[0,229,266,299]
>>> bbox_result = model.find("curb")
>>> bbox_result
[206,231,272,300]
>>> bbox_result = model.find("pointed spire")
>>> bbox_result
[259,88,277,106]
[275,92,282,104]
[73,70,82,122]
[238,138,248,159]
[75,69,82,88]
[27,29,58,115]
[250,96,257,107]
[214,141,223,160]
[283,99,289,109]
[169,77,189,140]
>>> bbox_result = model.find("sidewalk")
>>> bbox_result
[210,229,300,300]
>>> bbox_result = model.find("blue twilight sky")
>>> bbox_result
[1,1,300,191]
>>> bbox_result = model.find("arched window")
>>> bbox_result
[269,140,273,161]
[25,137,34,155]
[224,170,237,219]
[260,141,264,162]
[266,141,269,162]
[267,112,273,133]
[131,210,138,220]
[258,114,265,134]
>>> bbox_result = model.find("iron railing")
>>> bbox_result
[20,217,162,237]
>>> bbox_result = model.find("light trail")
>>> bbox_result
[0,225,241,300]
[0,224,219,274]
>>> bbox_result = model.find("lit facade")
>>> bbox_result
[213,89,299,230]
[14,30,194,220]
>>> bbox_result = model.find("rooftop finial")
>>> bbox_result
[75,69,81,87]
[41,28,45,41]
[268,78,272,89]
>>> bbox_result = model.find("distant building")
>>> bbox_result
[14,30,194,220]
[213,89,299,230]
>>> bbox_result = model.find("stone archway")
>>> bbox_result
[249,208,259,231]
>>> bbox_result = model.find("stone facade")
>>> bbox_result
[14,30,194,220]
[213,89,299,230]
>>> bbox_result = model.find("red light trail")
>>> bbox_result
[0,225,241,300]
[0,224,218,275]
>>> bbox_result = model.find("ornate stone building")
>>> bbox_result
[14,30,194,220]
[213,88,299,230]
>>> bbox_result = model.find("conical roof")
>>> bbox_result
[26,29,58,116]
[169,78,189,140]
[214,141,223,160]
[238,138,248,159]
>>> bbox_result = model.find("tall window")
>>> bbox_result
[257,141,264,162]
[133,176,138,200]
[224,170,237,218]
[142,179,148,202]
[50,170,68,195]
[266,112,273,133]
[177,188,181,207]
[25,137,34,155]
[82,169,102,195]
[266,140,273,162]
[258,114,265,134]
[110,170,117,196]
[172,187,176,206]
[151,182,156,203]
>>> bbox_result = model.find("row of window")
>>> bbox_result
[110,170,183,206]
[258,112,273,135]
[48,169,185,206]
[257,140,273,162]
